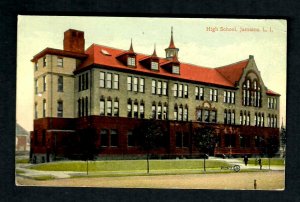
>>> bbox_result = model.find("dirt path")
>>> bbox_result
[16,171,284,190]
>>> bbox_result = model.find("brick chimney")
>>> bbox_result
[63,29,85,53]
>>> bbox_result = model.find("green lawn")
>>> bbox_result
[30,159,230,172]
[238,158,285,166]
[16,158,30,164]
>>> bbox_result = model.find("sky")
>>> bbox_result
[17,16,287,131]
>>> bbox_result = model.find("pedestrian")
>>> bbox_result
[258,158,262,170]
[244,155,248,166]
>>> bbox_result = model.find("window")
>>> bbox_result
[57,57,63,67]
[152,80,156,94]
[107,100,112,116]
[81,74,85,90]
[173,83,178,97]
[113,74,119,89]
[57,101,63,117]
[178,106,183,121]
[100,129,108,147]
[210,89,218,101]
[133,102,138,118]
[151,61,158,70]
[204,110,210,122]
[243,79,261,107]
[223,91,227,103]
[183,107,188,121]
[43,75,46,91]
[172,65,180,74]
[110,130,118,147]
[35,79,38,94]
[174,106,178,120]
[214,89,218,102]
[79,75,81,91]
[100,100,105,115]
[127,131,134,147]
[163,105,167,120]
[133,77,138,92]
[184,85,188,98]
[139,78,145,93]
[196,109,202,121]
[78,99,81,117]
[127,76,132,91]
[211,110,216,123]
[140,103,145,119]
[231,92,235,104]
[100,72,105,88]
[35,62,38,71]
[247,113,250,126]
[209,89,213,101]
[58,76,63,92]
[157,105,162,119]
[127,56,136,66]
[227,91,231,103]
[178,84,183,97]
[231,111,235,124]
[152,104,156,119]
[85,97,88,116]
[157,81,162,95]
[114,100,119,116]
[127,100,132,118]
[43,57,47,67]
[43,99,46,117]
[34,103,38,119]
[199,87,204,100]
[106,73,112,89]
[196,87,199,100]
[162,81,167,95]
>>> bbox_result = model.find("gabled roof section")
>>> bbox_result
[78,44,250,88]
[31,48,88,62]
[216,59,249,85]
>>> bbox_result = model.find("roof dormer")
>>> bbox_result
[139,45,160,71]
[116,39,137,67]
[161,54,180,75]
[165,27,179,60]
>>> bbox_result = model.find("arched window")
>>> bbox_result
[242,77,262,107]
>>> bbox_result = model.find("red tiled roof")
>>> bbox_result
[78,44,249,88]
[266,89,280,96]
[216,60,249,85]
[31,48,88,62]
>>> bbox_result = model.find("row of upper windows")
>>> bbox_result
[242,79,262,107]
[75,71,277,109]
[35,57,63,71]
[34,100,63,119]
[268,97,278,109]
[35,75,64,94]
[79,73,89,91]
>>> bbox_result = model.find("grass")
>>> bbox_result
[238,158,285,166]
[16,158,30,164]
[31,175,55,181]
[16,169,25,174]
[30,159,230,172]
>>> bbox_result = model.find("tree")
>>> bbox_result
[264,134,280,170]
[134,119,165,174]
[78,128,99,175]
[280,126,287,158]
[192,125,216,172]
